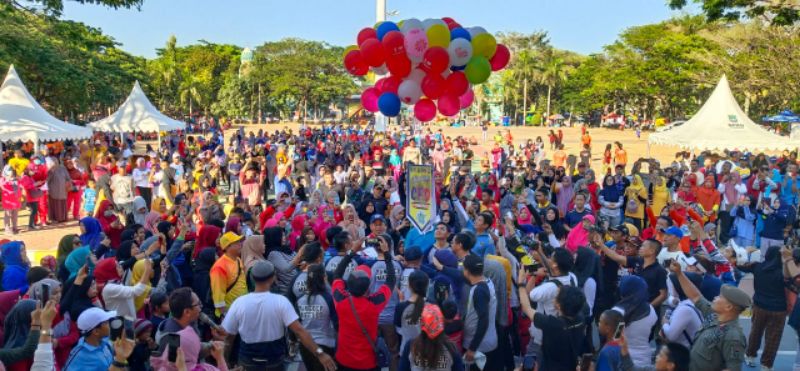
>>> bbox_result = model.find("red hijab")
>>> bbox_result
[194,225,222,258]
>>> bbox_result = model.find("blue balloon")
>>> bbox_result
[376,21,400,41]
[450,28,472,41]
[378,92,402,117]
[451,65,466,71]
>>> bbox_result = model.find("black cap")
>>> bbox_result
[609,224,630,236]
[463,254,484,275]
[403,246,422,261]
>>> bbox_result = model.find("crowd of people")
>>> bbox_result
[0,122,799,371]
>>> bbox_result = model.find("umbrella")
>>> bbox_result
[762,109,800,123]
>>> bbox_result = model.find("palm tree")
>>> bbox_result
[540,50,568,121]
[179,76,203,115]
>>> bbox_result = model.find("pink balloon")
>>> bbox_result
[404,29,428,61]
[459,89,475,109]
[438,94,460,116]
[361,88,380,112]
[414,98,437,122]
[490,44,511,71]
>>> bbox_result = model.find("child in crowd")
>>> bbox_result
[82,178,97,217]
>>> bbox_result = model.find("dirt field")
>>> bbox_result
[9,124,679,264]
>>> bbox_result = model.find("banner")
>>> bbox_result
[406,164,436,232]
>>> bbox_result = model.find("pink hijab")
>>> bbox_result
[565,214,595,254]
[144,212,161,235]
[289,215,307,251]
[151,327,222,371]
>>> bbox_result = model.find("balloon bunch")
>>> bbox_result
[343,17,511,121]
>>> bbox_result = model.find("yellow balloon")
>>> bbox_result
[472,33,497,59]
[342,45,358,60]
[397,20,405,29]
[426,24,450,48]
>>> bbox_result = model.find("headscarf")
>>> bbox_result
[241,235,266,271]
[130,260,151,311]
[263,226,291,256]
[573,247,602,289]
[225,216,241,234]
[2,299,36,349]
[150,326,221,371]
[389,205,405,230]
[64,246,92,281]
[616,275,651,324]
[132,196,148,225]
[39,255,57,272]
[194,225,222,258]
[191,247,217,313]
[79,217,104,251]
[143,212,161,235]
[117,240,137,263]
[1,241,29,294]
[0,290,20,345]
[151,197,166,214]
[95,200,117,230]
[565,214,595,254]
[57,234,79,268]
[93,258,121,302]
[28,279,60,302]
[288,215,307,251]
[723,172,742,204]
[156,221,174,250]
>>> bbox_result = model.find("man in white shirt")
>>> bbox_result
[131,158,153,208]
[657,226,689,269]
[222,261,336,371]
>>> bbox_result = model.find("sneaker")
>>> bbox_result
[745,357,756,367]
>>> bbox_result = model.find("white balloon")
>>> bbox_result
[468,26,488,39]
[408,68,426,85]
[372,64,388,75]
[397,79,423,104]
[448,38,473,67]
[401,18,423,34]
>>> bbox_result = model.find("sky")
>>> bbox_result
[61,0,696,58]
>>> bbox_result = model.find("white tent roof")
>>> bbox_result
[88,81,185,133]
[0,65,93,143]
[649,75,796,151]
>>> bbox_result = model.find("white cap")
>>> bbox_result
[77,307,117,332]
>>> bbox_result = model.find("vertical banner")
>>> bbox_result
[406,164,436,232]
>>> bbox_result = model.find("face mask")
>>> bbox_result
[104,210,114,217]
[34,159,43,165]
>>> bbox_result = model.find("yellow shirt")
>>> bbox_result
[210,254,247,314]
[7,158,29,176]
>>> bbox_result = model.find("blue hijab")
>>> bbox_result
[79,217,104,251]
[1,241,29,294]
[64,246,93,281]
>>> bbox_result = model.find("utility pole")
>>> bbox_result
[374,0,388,132]
[522,77,527,126]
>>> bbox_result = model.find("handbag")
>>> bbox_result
[346,295,390,368]
[626,198,639,214]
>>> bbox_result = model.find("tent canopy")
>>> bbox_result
[0,65,93,143]
[88,81,185,133]
[648,75,796,152]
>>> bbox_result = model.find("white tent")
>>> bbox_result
[0,65,93,144]
[649,75,796,152]
[88,81,185,133]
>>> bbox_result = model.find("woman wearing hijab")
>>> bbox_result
[143,212,162,237]
[79,217,104,252]
[224,216,242,235]
[695,175,721,224]
[1,299,37,371]
[46,157,70,223]
[573,247,602,344]
[739,246,788,369]
[56,235,80,279]
[612,275,657,366]
[662,272,704,348]
[624,175,647,230]
[599,175,624,227]
[338,204,366,241]
[192,247,218,316]
[94,257,152,321]
[63,246,93,284]
[130,259,155,315]
[199,191,224,224]
[565,214,595,254]
[1,165,22,235]
[554,175,575,217]
[288,215,307,251]
[194,225,222,258]
[0,290,20,345]
[158,164,177,209]
[241,235,265,292]
[648,172,670,217]
[542,208,567,240]
[150,326,228,371]
[1,241,30,294]
[400,303,463,371]
[95,200,124,249]
[150,196,167,216]
[264,226,302,295]
[730,194,758,248]
[131,196,148,226]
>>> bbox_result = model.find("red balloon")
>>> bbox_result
[442,17,456,26]
[445,72,469,96]
[380,75,403,94]
[459,89,475,109]
[438,94,460,116]
[386,55,412,78]
[357,27,378,46]
[382,31,406,58]
[490,44,511,71]
[361,88,380,112]
[344,50,368,76]
[360,38,386,67]
[420,47,450,74]
[414,98,437,122]
[421,73,446,100]
[447,22,462,30]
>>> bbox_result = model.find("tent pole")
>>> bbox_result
[647,142,651,158]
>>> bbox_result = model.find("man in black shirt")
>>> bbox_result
[601,238,668,308]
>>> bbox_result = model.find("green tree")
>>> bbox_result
[669,0,800,25]
[539,49,569,120]
[10,0,143,16]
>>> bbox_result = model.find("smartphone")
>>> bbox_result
[663,258,674,269]
[579,353,593,371]
[109,316,124,341]
[41,285,50,306]
[613,322,625,339]
[165,333,181,363]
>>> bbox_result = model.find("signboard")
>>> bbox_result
[406,164,436,232]
[727,114,744,129]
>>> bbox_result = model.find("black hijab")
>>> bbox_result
[573,247,602,289]
[263,226,291,256]
[3,300,36,348]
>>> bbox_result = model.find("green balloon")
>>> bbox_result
[464,56,491,84]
